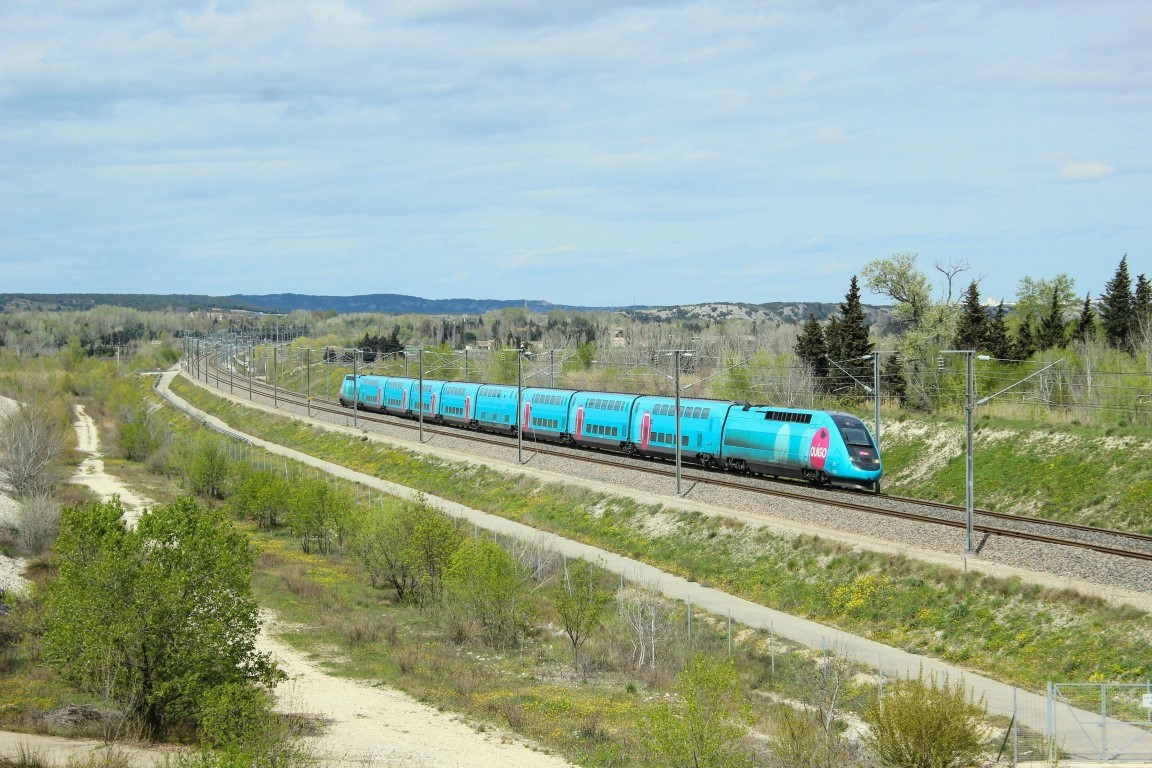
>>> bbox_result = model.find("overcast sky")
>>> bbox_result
[1,1,1148,307]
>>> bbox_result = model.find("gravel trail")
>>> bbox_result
[2,396,574,768]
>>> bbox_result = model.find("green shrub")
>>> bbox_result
[863,668,988,768]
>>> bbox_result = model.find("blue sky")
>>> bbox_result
[1,1,1148,307]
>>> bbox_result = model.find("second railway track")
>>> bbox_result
[190,353,1152,569]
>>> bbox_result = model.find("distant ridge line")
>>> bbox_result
[0,292,873,323]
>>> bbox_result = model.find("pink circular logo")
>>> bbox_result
[809,427,830,469]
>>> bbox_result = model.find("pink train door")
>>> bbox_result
[809,427,830,469]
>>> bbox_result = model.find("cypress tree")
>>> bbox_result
[1134,274,1152,342]
[836,275,873,390]
[1071,294,1096,344]
[824,315,843,392]
[1099,255,1133,351]
[794,314,829,383]
[882,353,907,405]
[953,281,986,350]
[1012,315,1037,360]
[983,302,1012,359]
[1036,287,1067,351]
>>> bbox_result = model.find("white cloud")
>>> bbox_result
[1055,162,1115,182]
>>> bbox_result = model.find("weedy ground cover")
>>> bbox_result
[172,378,1152,692]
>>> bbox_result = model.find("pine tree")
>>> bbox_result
[1036,287,1067,351]
[1099,255,1133,351]
[794,314,829,384]
[1012,315,1037,360]
[983,302,1011,359]
[824,315,843,392]
[836,276,873,390]
[1071,294,1096,343]
[882,353,907,405]
[1134,274,1152,342]
[953,281,986,350]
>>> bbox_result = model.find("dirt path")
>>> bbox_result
[2,402,574,768]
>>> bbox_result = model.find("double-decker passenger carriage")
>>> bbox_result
[339,374,881,491]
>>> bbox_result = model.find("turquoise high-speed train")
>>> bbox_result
[340,374,881,491]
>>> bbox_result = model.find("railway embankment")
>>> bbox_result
[162,367,1151,749]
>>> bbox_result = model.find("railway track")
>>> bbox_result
[189,353,1152,564]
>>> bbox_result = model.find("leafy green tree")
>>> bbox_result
[1071,294,1096,344]
[184,682,314,766]
[952,282,986,351]
[1099,255,1133,351]
[646,653,755,768]
[863,669,988,768]
[862,252,932,328]
[229,466,290,531]
[715,357,755,402]
[349,504,419,598]
[181,434,231,500]
[553,558,613,670]
[43,498,281,740]
[406,499,464,606]
[445,536,534,648]
[1013,274,1076,328]
[348,496,462,604]
[288,476,353,555]
[864,253,957,410]
[118,402,169,462]
[794,315,828,383]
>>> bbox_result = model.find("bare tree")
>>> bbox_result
[0,394,68,497]
[17,492,61,554]
[766,649,864,767]
[616,582,677,672]
[933,259,974,305]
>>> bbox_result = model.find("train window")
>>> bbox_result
[682,436,689,446]
[691,407,701,419]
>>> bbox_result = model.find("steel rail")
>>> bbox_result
[193,352,1152,562]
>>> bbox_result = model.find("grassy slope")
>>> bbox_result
[877,413,1152,533]
[170,377,1151,693]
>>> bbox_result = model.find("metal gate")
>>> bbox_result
[1044,682,1152,763]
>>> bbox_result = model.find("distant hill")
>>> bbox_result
[0,293,267,313]
[0,292,888,326]
[227,293,602,315]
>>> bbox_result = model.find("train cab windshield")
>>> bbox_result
[830,413,880,470]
